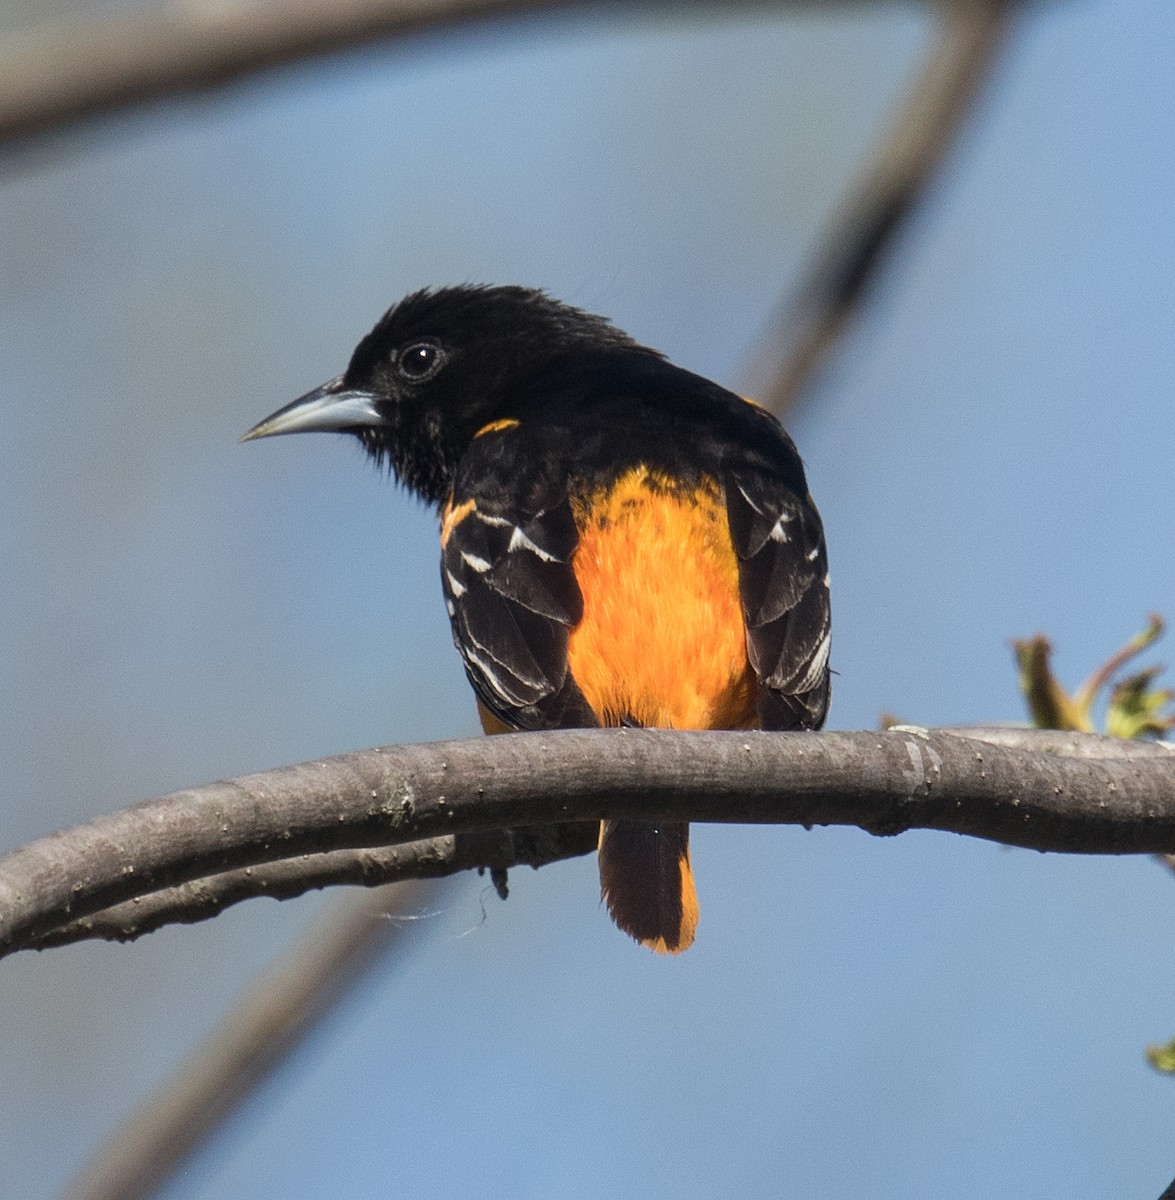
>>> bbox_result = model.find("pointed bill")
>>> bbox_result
[240,377,384,442]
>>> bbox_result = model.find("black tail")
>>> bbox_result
[598,819,698,954]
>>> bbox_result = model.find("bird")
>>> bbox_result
[243,285,830,954]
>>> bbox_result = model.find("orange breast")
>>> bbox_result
[567,467,757,730]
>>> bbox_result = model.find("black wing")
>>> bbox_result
[725,447,831,731]
[441,424,598,731]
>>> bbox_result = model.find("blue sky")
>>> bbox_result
[2,2,1174,1197]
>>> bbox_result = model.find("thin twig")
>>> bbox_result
[58,881,443,1200]
[745,0,1017,415]
[5,727,1175,961]
[1074,614,1166,713]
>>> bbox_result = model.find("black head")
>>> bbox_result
[242,285,658,504]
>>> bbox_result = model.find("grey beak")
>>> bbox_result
[240,377,384,442]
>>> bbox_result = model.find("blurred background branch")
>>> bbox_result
[745,0,1017,414]
[59,881,445,1200]
[0,0,577,145]
[0,0,990,148]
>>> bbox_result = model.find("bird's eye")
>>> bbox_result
[397,341,444,382]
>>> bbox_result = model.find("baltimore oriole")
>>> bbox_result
[243,285,831,954]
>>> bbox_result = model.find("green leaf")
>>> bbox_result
[1146,1038,1175,1074]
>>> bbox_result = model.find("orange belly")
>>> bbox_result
[567,467,757,730]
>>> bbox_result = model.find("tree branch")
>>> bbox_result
[27,824,598,951]
[32,726,1169,952]
[4,727,1173,961]
[746,0,1017,415]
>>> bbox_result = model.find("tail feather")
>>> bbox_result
[598,819,699,954]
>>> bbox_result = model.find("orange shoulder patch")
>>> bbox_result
[440,496,477,548]
[473,418,520,438]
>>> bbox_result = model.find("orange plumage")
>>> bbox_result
[567,468,757,732]
[567,468,757,954]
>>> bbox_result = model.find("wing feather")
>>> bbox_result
[441,427,593,729]
[726,465,831,731]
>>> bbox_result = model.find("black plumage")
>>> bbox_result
[243,285,831,952]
